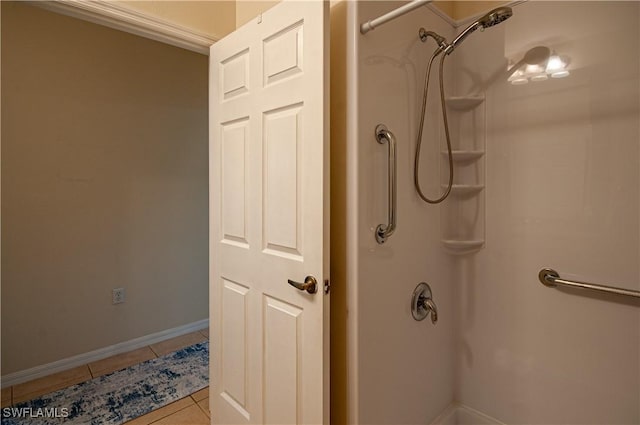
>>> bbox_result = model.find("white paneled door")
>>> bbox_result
[210,1,329,424]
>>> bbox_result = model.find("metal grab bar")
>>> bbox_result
[360,0,433,34]
[539,268,640,299]
[375,124,396,244]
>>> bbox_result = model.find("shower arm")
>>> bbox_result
[419,29,448,50]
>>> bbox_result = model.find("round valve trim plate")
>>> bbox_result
[411,282,432,321]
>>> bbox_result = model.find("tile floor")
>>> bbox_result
[1,328,210,424]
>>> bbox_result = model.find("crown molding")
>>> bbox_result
[32,0,217,55]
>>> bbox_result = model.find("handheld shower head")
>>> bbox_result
[446,6,513,54]
[479,6,513,28]
[413,6,512,204]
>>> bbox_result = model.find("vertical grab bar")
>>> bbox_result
[375,124,397,244]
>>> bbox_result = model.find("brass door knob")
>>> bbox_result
[287,276,318,294]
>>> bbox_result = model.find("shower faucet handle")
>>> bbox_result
[411,282,438,324]
[422,297,438,324]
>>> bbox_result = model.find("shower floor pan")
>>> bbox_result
[431,403,505,425]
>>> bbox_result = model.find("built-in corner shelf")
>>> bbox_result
[442,240,485,254]
[441,150,485,162]
[440,94,486,255]
[445,96,485,111]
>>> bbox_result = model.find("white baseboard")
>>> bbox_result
[1,319,209,388]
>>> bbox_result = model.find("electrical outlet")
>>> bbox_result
[112,287,125,304]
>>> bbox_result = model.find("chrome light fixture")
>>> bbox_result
[546,54,570,78]
[507,46,570,85]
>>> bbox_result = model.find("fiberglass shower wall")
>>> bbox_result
[449,1,640,423]
[332,1,456,423]
[334,1,639,424]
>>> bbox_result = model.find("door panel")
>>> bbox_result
[221,118,249,247]
[221,279,249,408]
[263,296,302,425]
[210,1,329,424]
[263,103,303,258]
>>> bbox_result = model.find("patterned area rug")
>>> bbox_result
[2,342,209,425]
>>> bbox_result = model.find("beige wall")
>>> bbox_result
[235,0,280,28]
[122,1,236,39]
[121,0,507,35]
[328,3,348,424]
[433,1,510,21]
[433,1,455,17]
[1,2,209,374]
[449,1,507,20]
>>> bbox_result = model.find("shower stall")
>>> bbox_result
[330,1,640,423]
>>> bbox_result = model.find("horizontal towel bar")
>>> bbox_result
[539,268,640,299]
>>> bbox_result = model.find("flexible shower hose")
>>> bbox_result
[414,47,454,204]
